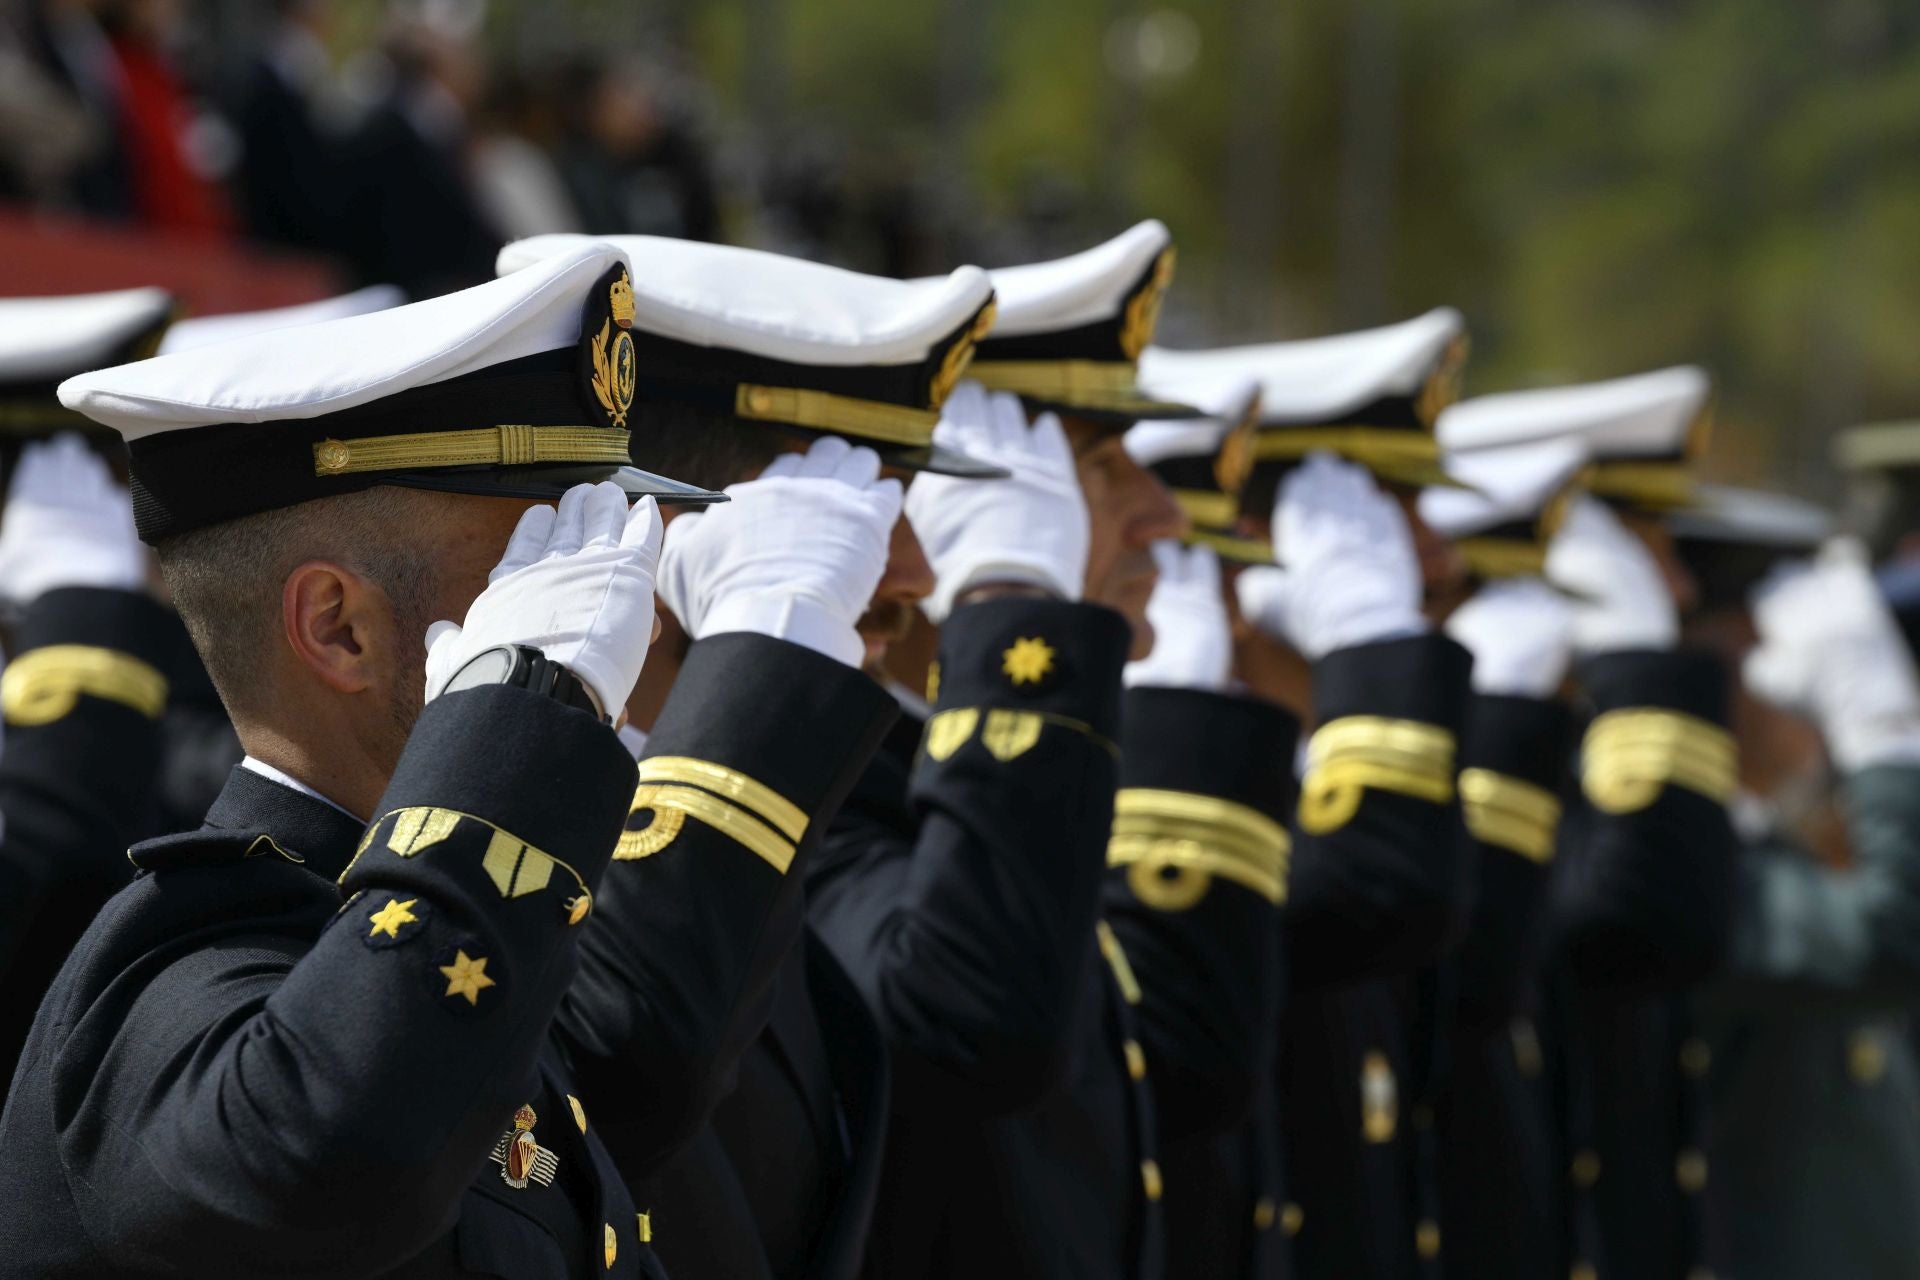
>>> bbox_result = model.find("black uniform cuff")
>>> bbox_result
[1462,694,1574,789]
[1118,686,1299,821]
[933,596,1131,742]
[1574,648,1730,725]
[1312,632,1473,729]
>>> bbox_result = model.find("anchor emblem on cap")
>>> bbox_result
[489,1103,559,1189]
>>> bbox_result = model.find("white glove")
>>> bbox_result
[0,434,145,604]
[1249,451,1426,659]
[1445,578,1575,697]
[1124,541,1232,691]
[1545,495,1679,655]
[424,482,662,716]
[1744,539,1920,770]
[904,380,1089,623]
[656,435,901,668]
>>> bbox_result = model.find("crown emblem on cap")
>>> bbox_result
[1120,248,1177,363]
[1415,335,1470,429]
[1214,413,1257,500]
[609,276,635,330]
[929,299,998,410]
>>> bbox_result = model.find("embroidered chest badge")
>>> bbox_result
[490,1104,559,1189]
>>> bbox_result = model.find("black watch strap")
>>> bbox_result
[448,644,609,723]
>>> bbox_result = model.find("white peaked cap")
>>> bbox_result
[496,234,992,367]
[1140,309,1466,424]
[1668,485,1831,549]
[61,245,619,440]
[0,287,175,382]
[158,285,407,356]
[980,220,1170,338]
[1125,375,1260,468]
[1435,366,1710,459]
[1421,440,1589,539]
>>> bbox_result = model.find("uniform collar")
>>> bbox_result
[201,764,369,882]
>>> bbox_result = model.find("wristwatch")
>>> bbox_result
[442,645,609,723]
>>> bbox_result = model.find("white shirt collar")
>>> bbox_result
[240,756,364,823]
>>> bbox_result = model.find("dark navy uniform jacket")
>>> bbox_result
[0,631,891,1280]
[0,587,196,1085]
[809,595,1162,1279]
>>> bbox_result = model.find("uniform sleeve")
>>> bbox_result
[1285,632,1475,988]
[1551,649,1737,990]
[1101,685,1297,1144]
[809,596,1131,1115]
[54,685,636,1275]
[0,587,182,986]
[553,632,896,1170]
[1451,693,1575,1032]
[1716,763,1920,1007]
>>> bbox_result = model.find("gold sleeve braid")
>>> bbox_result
[1297,716,1456,835]
[1,644,169,726]
[1580,709,1736,814]
[615,756,809,874]
[1458,768,1563,863]
[1108,788,1291,909]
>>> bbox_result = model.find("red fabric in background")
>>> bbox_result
[110,38,234,241]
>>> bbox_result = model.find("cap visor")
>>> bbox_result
[1016,391,1207,430]
[879,441,1012,479]
[384,463,727,506]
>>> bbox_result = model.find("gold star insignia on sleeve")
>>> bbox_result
[440,950,497,1005]
[1001,636,1056,686]
[367,897,419,940]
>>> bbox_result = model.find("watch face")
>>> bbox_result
[447,647,518,693]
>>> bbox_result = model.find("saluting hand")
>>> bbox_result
[423,482,663,716]
[0,434,145,606]
[904,381,1090,622]
[1545,494,1679,656]
[655,435,901,668]
[1445,577,1575,698]
[1124,540,1233,690]
[1238,451,1426,659]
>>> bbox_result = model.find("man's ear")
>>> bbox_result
[283,560,386,694]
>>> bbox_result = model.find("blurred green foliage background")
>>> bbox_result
[325,0,1920,494]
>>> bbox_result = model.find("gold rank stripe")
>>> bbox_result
[1454,537,1550,581]
[1581,709,1737,812]
[736,384,940,447]
[622,782,797,874]
[1108,789,1291,904]
[1,644,169,725]
[637,756,807,842]
[1458,768,1563,863]
[340,806,597,922]
[311,424,630,477]
[1299,716,1456,835]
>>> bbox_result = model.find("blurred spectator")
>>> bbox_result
[470,64,581,242]
[335,15,499,297]
[554,57,717,241]
[228,0,348,254]
[96,0,234,239]
[0,0,130,216]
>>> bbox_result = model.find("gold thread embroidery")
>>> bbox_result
[1459,768,1562,863]
[1095,920,1143,1006]
[1,645,168,725]
[924,708,979,762]
[736,384,940,446]
[367,897,419,940]
[982,709,1044,761]
[1299,717,1456,835]
[614,786,688,860]
[311,424,627,477]
[1001,637,1056,686]
[440,950,496,1005]
[630,783,797,874]
[636,756,807,841]
[1125,858,1213,912]
[387,807,463,858]
[1582,710,1736,812]
[1120,247,1177,361]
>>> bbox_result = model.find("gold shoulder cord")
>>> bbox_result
[1581,709,1736,813]
[1298,716,1456,835]
[1458,768,1563,863]
[1,645,169,725]
[1108,788,1291,910]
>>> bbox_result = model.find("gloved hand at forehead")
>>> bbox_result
[905,380,1090,623]
[1239,451,1426,660]
[1545,494,1679,655]
[0,434,146,605]
[1445,577,1575,698]
[425,482,662,716]
[1124,540,1233,691]
[655,435,901,669]
[1744,538,1920,770]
